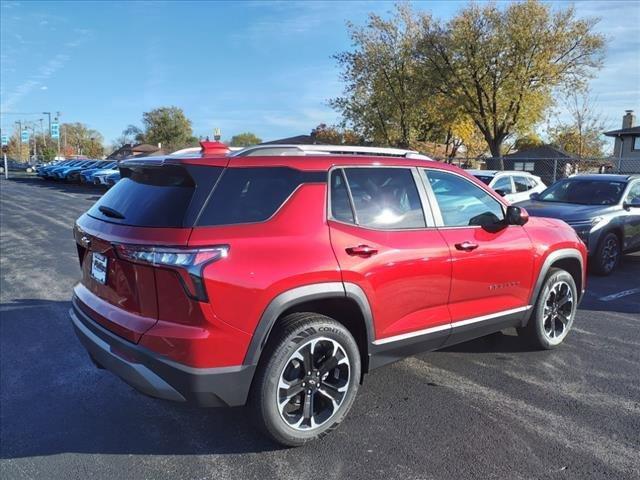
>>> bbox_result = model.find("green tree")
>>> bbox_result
[114,124,145,148]
[548,89,606,158]
[331,4,435,148]
[416,0,606,161]
[311,124,342,144]
[310,124,364,145]
[141,106,194,152]
[514,134,544,152]
[229,132,262,147]
[5,132,28,162]
[62,123,105,158]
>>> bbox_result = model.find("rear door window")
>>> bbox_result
[514,176,531,192]
[341,167,426,229]
[330,170,355,223]
[197,167,324,226]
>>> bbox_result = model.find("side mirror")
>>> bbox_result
[506,206,529,226]
[624,198,640,209]
[495,189,507,197]
[530,192,540,201]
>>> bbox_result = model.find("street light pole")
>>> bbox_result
[2,128,8,180]
[55,112,61,157]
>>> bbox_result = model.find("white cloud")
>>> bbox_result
[0,54,69,110]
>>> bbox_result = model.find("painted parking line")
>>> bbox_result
[598,288,640,302]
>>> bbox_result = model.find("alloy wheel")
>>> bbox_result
[542,280,574,343]
[600,236,619,273]
[277,337,350,431]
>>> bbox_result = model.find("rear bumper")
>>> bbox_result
[69,298,256,407]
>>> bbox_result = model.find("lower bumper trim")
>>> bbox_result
[69,299,256,407]
[71,307,186,402]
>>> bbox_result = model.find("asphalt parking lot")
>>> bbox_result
[1,174,639,480]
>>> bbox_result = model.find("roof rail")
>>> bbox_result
[231,144,432,160]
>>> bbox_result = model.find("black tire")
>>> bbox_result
[517,268,578,350]
[591,232,621,276]
[249,312,361,447]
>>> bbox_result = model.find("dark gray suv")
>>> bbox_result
[518,174,640,275]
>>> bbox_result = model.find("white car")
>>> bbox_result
[467,170,547,204]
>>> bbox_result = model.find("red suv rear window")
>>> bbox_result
[88,164,223,227]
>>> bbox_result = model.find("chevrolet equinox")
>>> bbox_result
[70,146,587,446]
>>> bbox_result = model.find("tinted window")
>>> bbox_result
[525,177,538,189]
[492,176,513,193]
[426,170,504,227]
[198,167,320,226]
[473,174,494,185]
[625,182,640,203]
[538,179,626,205]
[343,168,425,229]
[89,165,222,227]
[514,176,530,192]
[330,170,355,223]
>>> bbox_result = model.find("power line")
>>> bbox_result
[0,111,49,116]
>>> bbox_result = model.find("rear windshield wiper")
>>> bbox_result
[98,205,125,219]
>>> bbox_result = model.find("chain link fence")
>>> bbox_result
[435,156,640,186]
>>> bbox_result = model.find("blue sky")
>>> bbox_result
[1,0,639,148]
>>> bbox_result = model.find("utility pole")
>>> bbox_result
[31,124,37,163]
[15,120,22,162]
[39,118,46,147]
[43,112,51,146]
[2,128,8,180]
[55,112,61,157]
[43,112,51,134]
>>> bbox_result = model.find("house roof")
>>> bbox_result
[106,143,164,160]
[505,144,574,160]
[603,126,640,137]
[131,143,161,153]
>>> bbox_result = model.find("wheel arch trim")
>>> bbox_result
[526,248,584,320]
[243,282,375,366]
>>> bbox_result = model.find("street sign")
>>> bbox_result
[21,130,29,143]
[1,135,8,146]
[50,122,60,139]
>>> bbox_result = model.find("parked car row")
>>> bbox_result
[36,159,121,186]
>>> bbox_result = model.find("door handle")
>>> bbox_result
[346,245,378,257]
[455,241,478,252]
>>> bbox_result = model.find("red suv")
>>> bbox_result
[70,148,587,446]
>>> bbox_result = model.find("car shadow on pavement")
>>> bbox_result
[5,174,107,198]
[440,330,537,354]
[0,299,282,459]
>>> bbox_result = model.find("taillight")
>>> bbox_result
[114,244,229,301]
